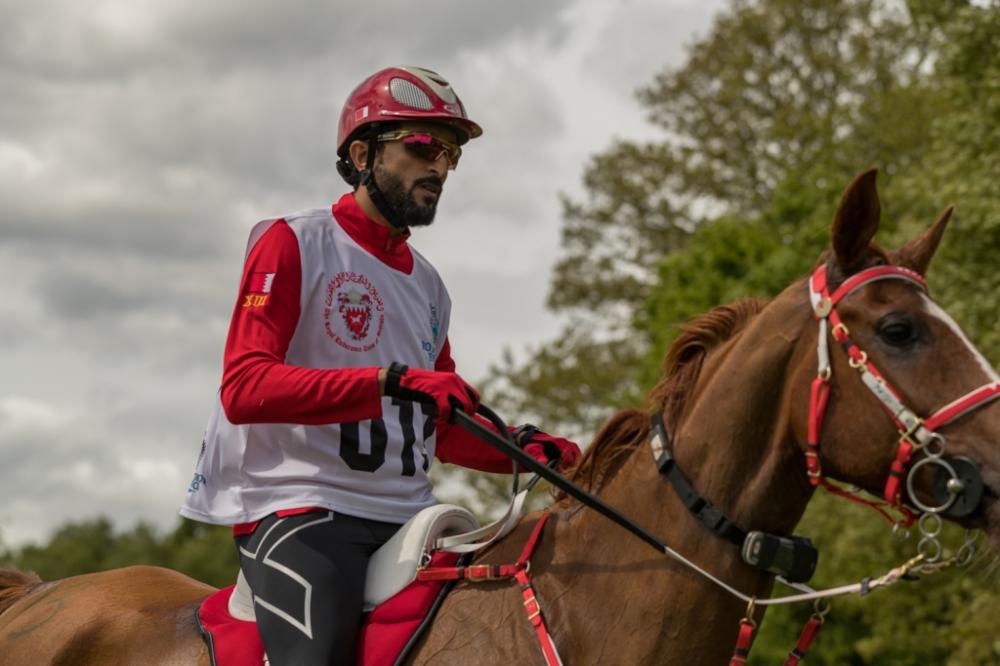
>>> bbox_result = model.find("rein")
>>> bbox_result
[452,407,968,608]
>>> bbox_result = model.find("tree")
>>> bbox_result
[2,517,238,589]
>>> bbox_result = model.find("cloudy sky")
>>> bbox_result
[0,0,725,546]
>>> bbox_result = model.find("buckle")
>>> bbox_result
[523,591,541,620]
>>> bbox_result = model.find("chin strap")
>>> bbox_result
[359,134,409,230]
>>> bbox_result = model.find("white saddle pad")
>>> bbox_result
[363,504,479,611]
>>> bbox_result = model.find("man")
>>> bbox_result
[180,65,581,666]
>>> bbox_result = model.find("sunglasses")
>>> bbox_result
[377,130,462,169]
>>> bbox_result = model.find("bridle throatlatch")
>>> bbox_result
[807,263,999,536]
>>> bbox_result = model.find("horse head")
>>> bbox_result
[796,168,1000,549]
[570,167,1000,588]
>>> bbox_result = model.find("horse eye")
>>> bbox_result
[878,320,918,347]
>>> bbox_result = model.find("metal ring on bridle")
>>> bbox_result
[922,433,946,457]
[741,598,758,628]
[906,456,960,514]
[917,535,943,562]
[918,512,943,538]
[956,530,979,566]
[813,598,831,621]
[848,351,868,369]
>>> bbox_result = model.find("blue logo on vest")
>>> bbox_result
[429,303,440,339]
[187,473,207,493]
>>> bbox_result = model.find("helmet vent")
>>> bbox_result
[389,78,433,110]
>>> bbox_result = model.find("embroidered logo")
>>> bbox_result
[338,290,373,340]
[243,272,275,308]
[324,272,385,352]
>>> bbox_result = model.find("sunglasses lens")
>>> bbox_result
[401,134,460,167]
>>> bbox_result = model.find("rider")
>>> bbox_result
[180,65,581,666]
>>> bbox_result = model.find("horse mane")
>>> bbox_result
[0,568,42,615]
[557,298,765,501]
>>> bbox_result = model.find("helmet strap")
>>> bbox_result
[359,135,408,230]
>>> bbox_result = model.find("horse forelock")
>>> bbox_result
[556,297,765,503]
[0,568,42,615]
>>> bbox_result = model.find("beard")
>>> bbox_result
[373,163,442,227]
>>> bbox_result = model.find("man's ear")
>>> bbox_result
[349,139,370,171]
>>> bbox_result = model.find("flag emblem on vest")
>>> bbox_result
[324,272,385,352]
[248,273,275,293]
[243,272,275,308]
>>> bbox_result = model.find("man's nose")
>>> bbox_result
[428,153,449,180]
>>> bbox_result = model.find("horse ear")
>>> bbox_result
[894,205,954,276]
[831,168,881,273]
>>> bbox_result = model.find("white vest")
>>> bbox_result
[180,207,452,525]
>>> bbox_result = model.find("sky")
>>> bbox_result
[0,0,725,546]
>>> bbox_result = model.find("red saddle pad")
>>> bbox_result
[196,551,461,666]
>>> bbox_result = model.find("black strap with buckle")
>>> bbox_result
[650,413,819,583]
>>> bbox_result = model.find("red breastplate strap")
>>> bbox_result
[729,607,825,665]
[807,264,1000,514]
[416,513,563,666]
[783,616,824,666]
[729,619,755,665]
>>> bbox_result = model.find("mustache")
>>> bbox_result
[412,176,444,193]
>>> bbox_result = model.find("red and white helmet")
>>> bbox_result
[336,66,483,157]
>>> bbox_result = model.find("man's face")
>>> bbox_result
[368,122,460,227]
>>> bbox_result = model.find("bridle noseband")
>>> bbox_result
[807,263,1000,520]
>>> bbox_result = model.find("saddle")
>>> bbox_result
[196,502,508,666]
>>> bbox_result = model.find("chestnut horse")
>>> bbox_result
[2,170,998,665]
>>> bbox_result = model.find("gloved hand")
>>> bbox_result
[512,424,582,471]
[382,362,479,422]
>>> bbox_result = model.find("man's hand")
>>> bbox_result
[512,424,582,471]
[381,363,479,422]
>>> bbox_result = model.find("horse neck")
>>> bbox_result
[571,283,816,597]
[670,285,816,537]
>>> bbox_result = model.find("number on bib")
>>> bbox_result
[338,400,433,474]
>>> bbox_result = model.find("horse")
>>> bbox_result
[1,169,998,665]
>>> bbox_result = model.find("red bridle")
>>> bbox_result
[807,264,1000,519]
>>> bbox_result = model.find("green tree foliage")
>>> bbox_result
[491,0,956,434]
[1,518,238,589]
[888,1,1000,364]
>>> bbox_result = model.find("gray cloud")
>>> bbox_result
[583,0,720,99]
